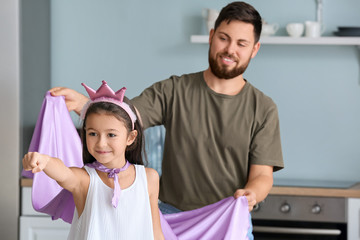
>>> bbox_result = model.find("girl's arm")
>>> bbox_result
[145,168,165,240]
[23,152,83,193]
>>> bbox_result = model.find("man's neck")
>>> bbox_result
[203,68,246,96]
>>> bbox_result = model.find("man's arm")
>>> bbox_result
[234,164,273,211]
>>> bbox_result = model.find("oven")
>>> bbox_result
[251,195,347,240]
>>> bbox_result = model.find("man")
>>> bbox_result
[51,1,284,215]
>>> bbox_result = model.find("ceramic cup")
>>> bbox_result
[305,21,325,38]
[286,23,304,37]
[202,8,219,32]
[261,23,279,36]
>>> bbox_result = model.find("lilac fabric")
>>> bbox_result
[22,92,83,223]
[160,197,250,239]
[22,93,251,239]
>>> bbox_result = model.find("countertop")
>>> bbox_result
[270,182,360,198]
[20,178,360,198]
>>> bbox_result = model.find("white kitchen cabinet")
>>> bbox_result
[20,216,70,240]
[348,198,360,240]
[20,187,71,240]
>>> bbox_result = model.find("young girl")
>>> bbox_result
[23,81,164,240]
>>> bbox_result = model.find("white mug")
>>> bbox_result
[202,8,219,32]
[305,21,325,38]
[261,23,279,36]
[286,23,304,37]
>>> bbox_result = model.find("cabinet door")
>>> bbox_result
[21,187,48,216]
[348,198,360,240]
[20,216,70,240]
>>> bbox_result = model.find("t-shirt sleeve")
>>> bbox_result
[131,78,174,129]
[249,103,284,171]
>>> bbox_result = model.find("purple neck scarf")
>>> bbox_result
[86,160,131,208]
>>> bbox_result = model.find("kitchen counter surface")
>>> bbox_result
[21,178,360,198]
[21,178,33,187]
[270,182,360,198]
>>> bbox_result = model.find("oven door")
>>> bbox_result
[251,195,347,240]
[253,219,347,240]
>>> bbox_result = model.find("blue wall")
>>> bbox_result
[50,0,360,182]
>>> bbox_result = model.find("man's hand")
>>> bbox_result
[234,165,274,211]
[234,188,257,211]
[23,152,51,173]
[49,87,89,115]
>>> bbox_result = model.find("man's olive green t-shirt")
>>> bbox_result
[132,71,284,211]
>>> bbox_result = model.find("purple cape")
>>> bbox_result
[22,93,250,239]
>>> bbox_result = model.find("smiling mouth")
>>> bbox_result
[223,57,234,63]
[220,55,237,65]
[96,150,111,154]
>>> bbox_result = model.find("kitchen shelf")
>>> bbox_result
[191,35,360,46]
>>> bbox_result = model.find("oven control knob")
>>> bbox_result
[253,204,260,212]
[280,203,291,213]
[311,204,321,214]
[252,200,265,212]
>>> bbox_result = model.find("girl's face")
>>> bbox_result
[85,112,137,168]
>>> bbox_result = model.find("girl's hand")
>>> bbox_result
[22,152,51,173]
[23,152,86,196]
[49,87,89,115]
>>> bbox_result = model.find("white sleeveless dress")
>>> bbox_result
[67,165,154,240]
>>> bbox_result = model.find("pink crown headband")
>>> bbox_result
[80,81,137,130]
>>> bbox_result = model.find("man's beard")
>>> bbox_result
[208,49,251,79]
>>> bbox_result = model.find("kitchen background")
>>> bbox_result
[39,0,360,181]
[1,0,360,239]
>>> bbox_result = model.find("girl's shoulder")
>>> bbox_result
[145,167,159,179]
[69,166,90,187]
[144,167,159,196]
[144,167,159,182]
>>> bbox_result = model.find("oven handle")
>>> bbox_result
[253,226,341,236]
